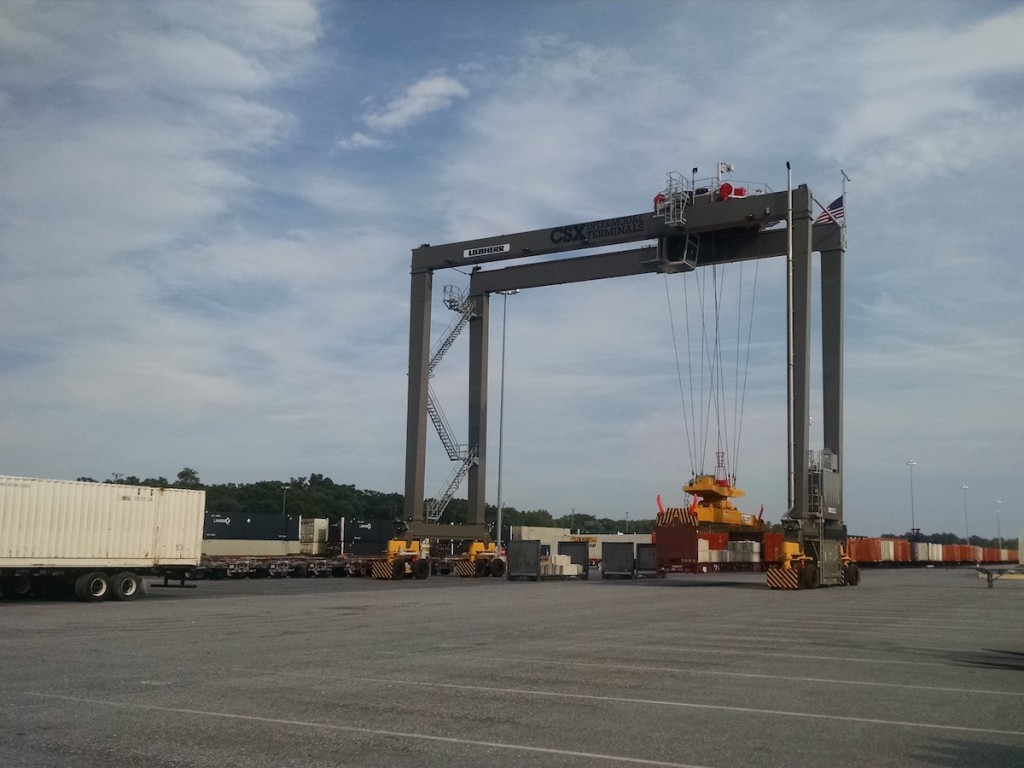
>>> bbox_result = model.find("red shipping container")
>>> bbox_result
[698,532,729,550]
[655,524,698,566]
[763,533,783,564]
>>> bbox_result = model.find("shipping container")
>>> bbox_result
[556,540,590,579]
[763,533,784,564]
[1,475,204,602]
[202,540,299,558]
[345,519,397,544]
[203,511,296,541]
[699,532,729,550]
[635,543,659,576]
[880,539,895,562]
[601,541,635,578]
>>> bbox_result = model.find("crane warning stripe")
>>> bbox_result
[766,568,800,590]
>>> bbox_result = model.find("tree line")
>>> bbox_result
[75,468,1014,547]
[75,468,653,534]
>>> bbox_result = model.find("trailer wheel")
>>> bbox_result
[474,559,489,578]
[110,572,141,601]
[488,558,506,578]
[391,560,407,580]
[74,572,110,602]
[412,559,431,580]
[0,574,33,600]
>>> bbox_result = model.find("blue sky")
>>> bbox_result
[2,0,1023,539]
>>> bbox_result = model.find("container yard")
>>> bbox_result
[3,567,1022,768]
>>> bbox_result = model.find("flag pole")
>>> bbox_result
[840,169,850,248]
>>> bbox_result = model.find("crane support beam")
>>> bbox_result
[466,293,489,525]
[404,269,432,528]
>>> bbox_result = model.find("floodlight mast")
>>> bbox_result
[403,180,845,560]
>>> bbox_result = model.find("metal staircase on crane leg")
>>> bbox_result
[423,286,479,522]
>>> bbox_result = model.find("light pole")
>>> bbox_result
[962,484,969,543]
[907,460,917,536]
[495,290,517,555]
[996,499,1002,549]
[282,486,288,516]
[624,511,630,534]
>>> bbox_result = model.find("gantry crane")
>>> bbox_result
[403,167,848,587]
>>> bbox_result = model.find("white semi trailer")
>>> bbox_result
[0,475,205,602]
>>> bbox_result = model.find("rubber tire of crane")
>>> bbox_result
[391,560,407,580]
[412,559,431,580]
[110,572,141,602]
[474,559,489,578]
[846,563,860,586]
[0,574,33,600]
[488,558,506,578]
[74,571,110,602]
[801,563,819,590]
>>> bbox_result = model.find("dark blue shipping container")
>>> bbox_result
[344,519,396,544]
[204,512,297,541]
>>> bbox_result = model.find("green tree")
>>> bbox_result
[175,468,202,488]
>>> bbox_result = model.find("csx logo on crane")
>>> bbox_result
[549,224,589,244]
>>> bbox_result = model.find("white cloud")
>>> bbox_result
[363,74,469,133]
[337,131,385,150]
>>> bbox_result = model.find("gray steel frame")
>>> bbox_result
[404,185,844,541]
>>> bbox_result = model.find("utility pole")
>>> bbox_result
[962,484,969,543]
[907,460,917,536]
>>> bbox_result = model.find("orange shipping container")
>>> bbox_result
[892,539,911,562]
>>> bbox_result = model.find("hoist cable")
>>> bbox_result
[663,274,695,474]
[732,263,745,478]
[733,258,760,479]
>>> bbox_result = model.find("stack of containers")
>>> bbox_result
[726,540,761,563]
[697,532,729,563]
[541,554,583,577]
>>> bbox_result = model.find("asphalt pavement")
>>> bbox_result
[2,567,1023,767]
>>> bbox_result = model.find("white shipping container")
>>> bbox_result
[0,476,204,568]
[880,540,895,562]
[299,517,329,544]
[203,540,301,558]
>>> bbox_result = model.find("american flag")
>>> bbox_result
[814,195,845,225]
